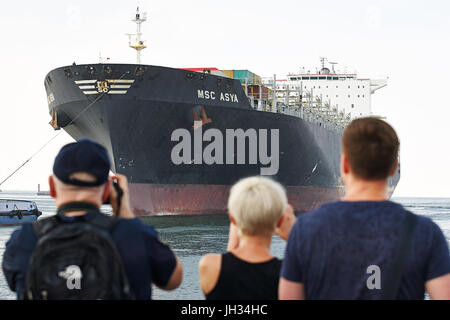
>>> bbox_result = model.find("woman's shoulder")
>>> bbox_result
[199,253,223,295]
[199,253,222,270]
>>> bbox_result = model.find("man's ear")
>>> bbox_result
[340,153,349,176]
[49,175,57,199]
[101,179,112,204]
[389,159,399,177]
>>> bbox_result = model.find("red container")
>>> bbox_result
[247,85,269,99]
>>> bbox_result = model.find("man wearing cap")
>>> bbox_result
[2,138,183,299]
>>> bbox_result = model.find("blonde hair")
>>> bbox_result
[228,176,288,237]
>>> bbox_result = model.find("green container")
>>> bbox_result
[233,70,254,85]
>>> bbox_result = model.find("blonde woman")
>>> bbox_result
[198,176,296,300]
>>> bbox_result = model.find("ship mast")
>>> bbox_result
[127,6,147,64]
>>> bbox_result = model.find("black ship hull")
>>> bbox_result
[44,64,399,215]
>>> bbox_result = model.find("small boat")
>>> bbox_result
[0,199,42,225]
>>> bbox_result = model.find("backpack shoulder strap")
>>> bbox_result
[382,210,418,299]
[33,211,119,239]
[55,201,119,232]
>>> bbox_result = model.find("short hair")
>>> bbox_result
[342,117,399,180]
[228,176,288,237]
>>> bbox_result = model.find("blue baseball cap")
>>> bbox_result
[53,138,111,187]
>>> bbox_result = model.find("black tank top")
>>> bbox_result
[205,252,282,300]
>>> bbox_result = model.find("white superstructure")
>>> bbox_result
[261,59,387,123]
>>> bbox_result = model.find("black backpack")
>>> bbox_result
[25,202,133,300]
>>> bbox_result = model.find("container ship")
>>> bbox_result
[44,8,399,216]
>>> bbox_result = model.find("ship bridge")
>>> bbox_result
[261,60,387,121]
[287,72,357,81]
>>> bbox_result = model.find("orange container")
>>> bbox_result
[253,74,262,85]
[220,70,234,78]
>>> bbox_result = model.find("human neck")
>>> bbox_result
[231,233,273,262]
[342,178,388,202]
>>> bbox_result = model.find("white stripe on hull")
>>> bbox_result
[110,85,132,89]
[106,79,135,83]
[75,79,97,84]
[108,90,128,94]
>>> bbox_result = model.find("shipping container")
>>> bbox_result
[247,85,270,100]
[247,85,256,98]
[253,74,262,85]
[220,70,234,79]
[211,70,228,77]
[233,70,254,85]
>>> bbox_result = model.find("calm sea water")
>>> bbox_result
[0,192,448,300]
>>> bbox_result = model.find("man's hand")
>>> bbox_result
[275,204,296,241]
[109,174,135,219]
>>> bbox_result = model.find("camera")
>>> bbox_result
[103,180,123,210]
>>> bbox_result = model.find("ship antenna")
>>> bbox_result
[127,6,147,64]
[329,62,338,74]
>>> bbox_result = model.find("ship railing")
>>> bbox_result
[257,87,348,130]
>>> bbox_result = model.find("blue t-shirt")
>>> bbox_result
[281,201,450,299]
[2,212,177,300]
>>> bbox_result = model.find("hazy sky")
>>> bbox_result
[0,0,449,197]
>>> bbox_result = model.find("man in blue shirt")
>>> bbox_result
[2,139,183,299]
[279,117,450,299]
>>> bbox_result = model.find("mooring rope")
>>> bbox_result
[0,70,130,187]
